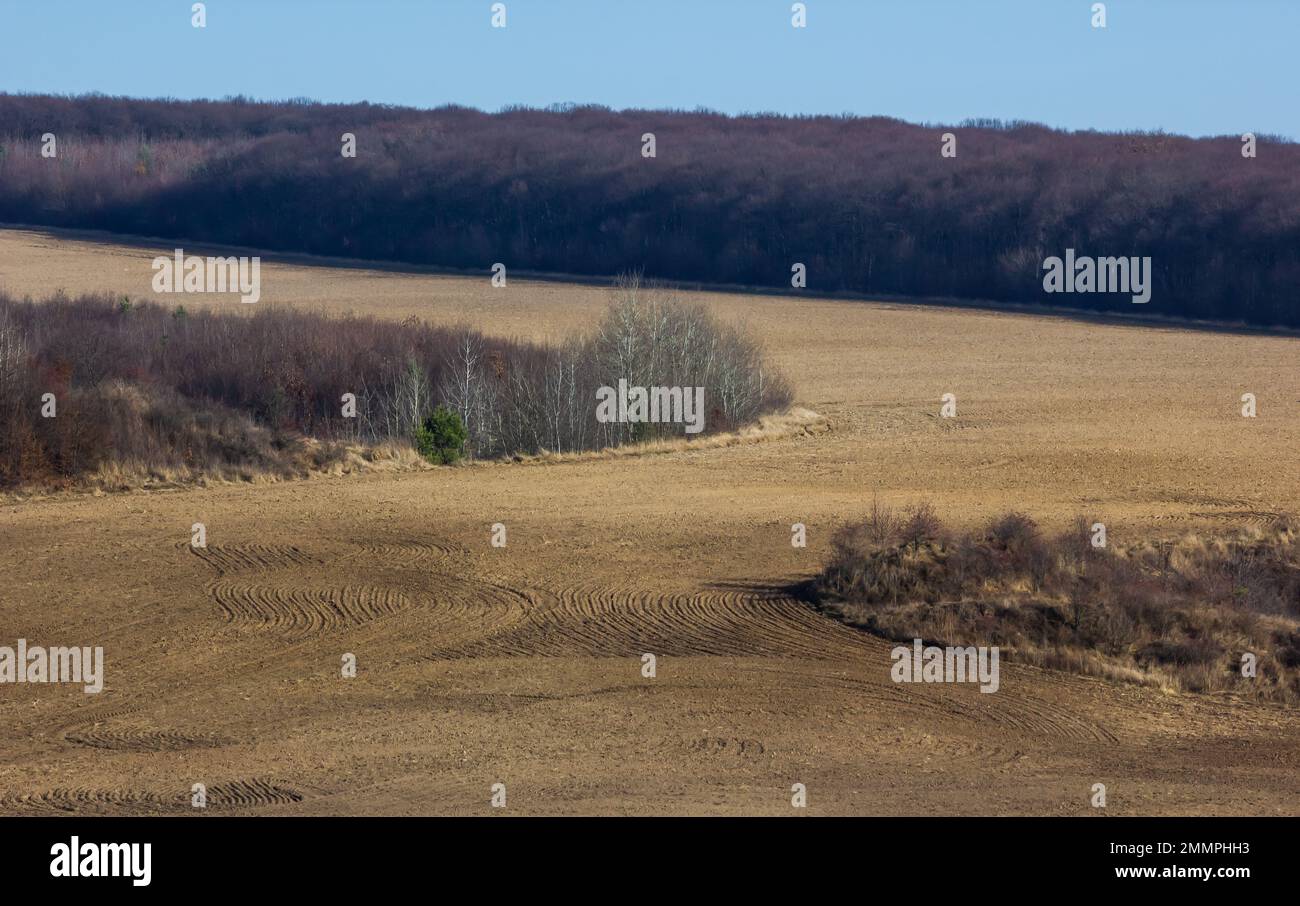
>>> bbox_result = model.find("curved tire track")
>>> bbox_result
[209,580,413,635]
[65,723,229,753]
[0,788,183,815]
[342,537,473,573]
[185,542,323,576]
[205,778,304,809]
[434,582,876,659]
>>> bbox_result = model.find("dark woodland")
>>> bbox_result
[1,93,1297,327]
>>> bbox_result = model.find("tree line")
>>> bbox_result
[0,93,1297,327]
[0,279,789,486]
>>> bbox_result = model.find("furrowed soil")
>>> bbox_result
[1,227,1298,815]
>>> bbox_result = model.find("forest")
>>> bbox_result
[1,93,1297,327]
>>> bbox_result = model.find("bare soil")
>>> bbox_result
[1,228,1297,815]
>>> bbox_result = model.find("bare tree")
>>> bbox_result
[439,328,485,455]
[0,307,26,398]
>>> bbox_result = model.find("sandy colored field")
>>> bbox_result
[1,227,1297,815]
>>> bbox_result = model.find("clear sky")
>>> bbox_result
[1,0,1294,139]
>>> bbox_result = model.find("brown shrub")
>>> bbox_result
[813,508,1300,701]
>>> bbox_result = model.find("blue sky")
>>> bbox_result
[1,0,1294,138]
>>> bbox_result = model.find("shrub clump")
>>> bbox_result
[814,505,1300,701]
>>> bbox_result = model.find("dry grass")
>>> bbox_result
[1,437,430,501]
[493,407,829,467]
